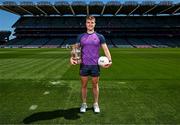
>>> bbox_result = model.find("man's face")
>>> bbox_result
[86,19,96,31]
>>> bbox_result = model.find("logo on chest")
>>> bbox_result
[81,36,99,45]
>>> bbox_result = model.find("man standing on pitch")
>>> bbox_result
[70,16,112,113]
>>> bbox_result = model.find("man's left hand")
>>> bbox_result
[102,61,112,68]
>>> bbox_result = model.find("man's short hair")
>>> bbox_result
[86,15,96,22]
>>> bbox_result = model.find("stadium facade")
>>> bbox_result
[0,1,180,48]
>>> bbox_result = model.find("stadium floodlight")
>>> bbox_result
[72,1,86,6]
[159,1,173,6]
[89,1,104,6]
[141,1,156,6]
[106,1,121,6]
[20,1,34,6]
[3,1,17,6]
[54,1,69,6]
[124,1,138,6]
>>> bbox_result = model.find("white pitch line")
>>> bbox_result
[29,105,38,110]
[49,81,61,85]
[117,81,126,84]
[43,91,50,95]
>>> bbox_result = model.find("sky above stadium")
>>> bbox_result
[0,0,180,39]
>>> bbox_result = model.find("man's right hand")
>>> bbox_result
[70,57,77,65]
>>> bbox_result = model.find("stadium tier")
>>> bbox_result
[0,0,180,48]
[0,31,11,45]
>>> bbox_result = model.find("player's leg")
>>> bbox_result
[80,76,88,113]
[81,76,88,103]
[92,76,100,113]
[92,76,99,104]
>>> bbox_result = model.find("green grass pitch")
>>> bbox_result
[0,48,180,124]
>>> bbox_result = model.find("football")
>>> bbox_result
[98,56,109,66]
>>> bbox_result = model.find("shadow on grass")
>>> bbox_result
[23,107,90,124]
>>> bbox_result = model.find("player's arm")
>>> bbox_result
[101,43,112,68]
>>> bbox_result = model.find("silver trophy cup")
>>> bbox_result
[72,47,81,64]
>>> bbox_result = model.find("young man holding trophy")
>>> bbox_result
[70,16,112,113]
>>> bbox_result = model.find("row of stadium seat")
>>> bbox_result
[13,16,180,28]
[1,37,180,48]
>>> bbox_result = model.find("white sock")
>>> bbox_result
[94,102,98,106]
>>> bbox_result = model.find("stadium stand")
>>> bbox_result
[42,38,64,48]
[142,38,169,48]
[0,31,11,47]
[0,0,180,48]
[127,38,152,48]
[111,38,134,48]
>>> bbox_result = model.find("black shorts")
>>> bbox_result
[80,64,100,77]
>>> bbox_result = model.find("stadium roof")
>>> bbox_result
[0,0,180,16]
